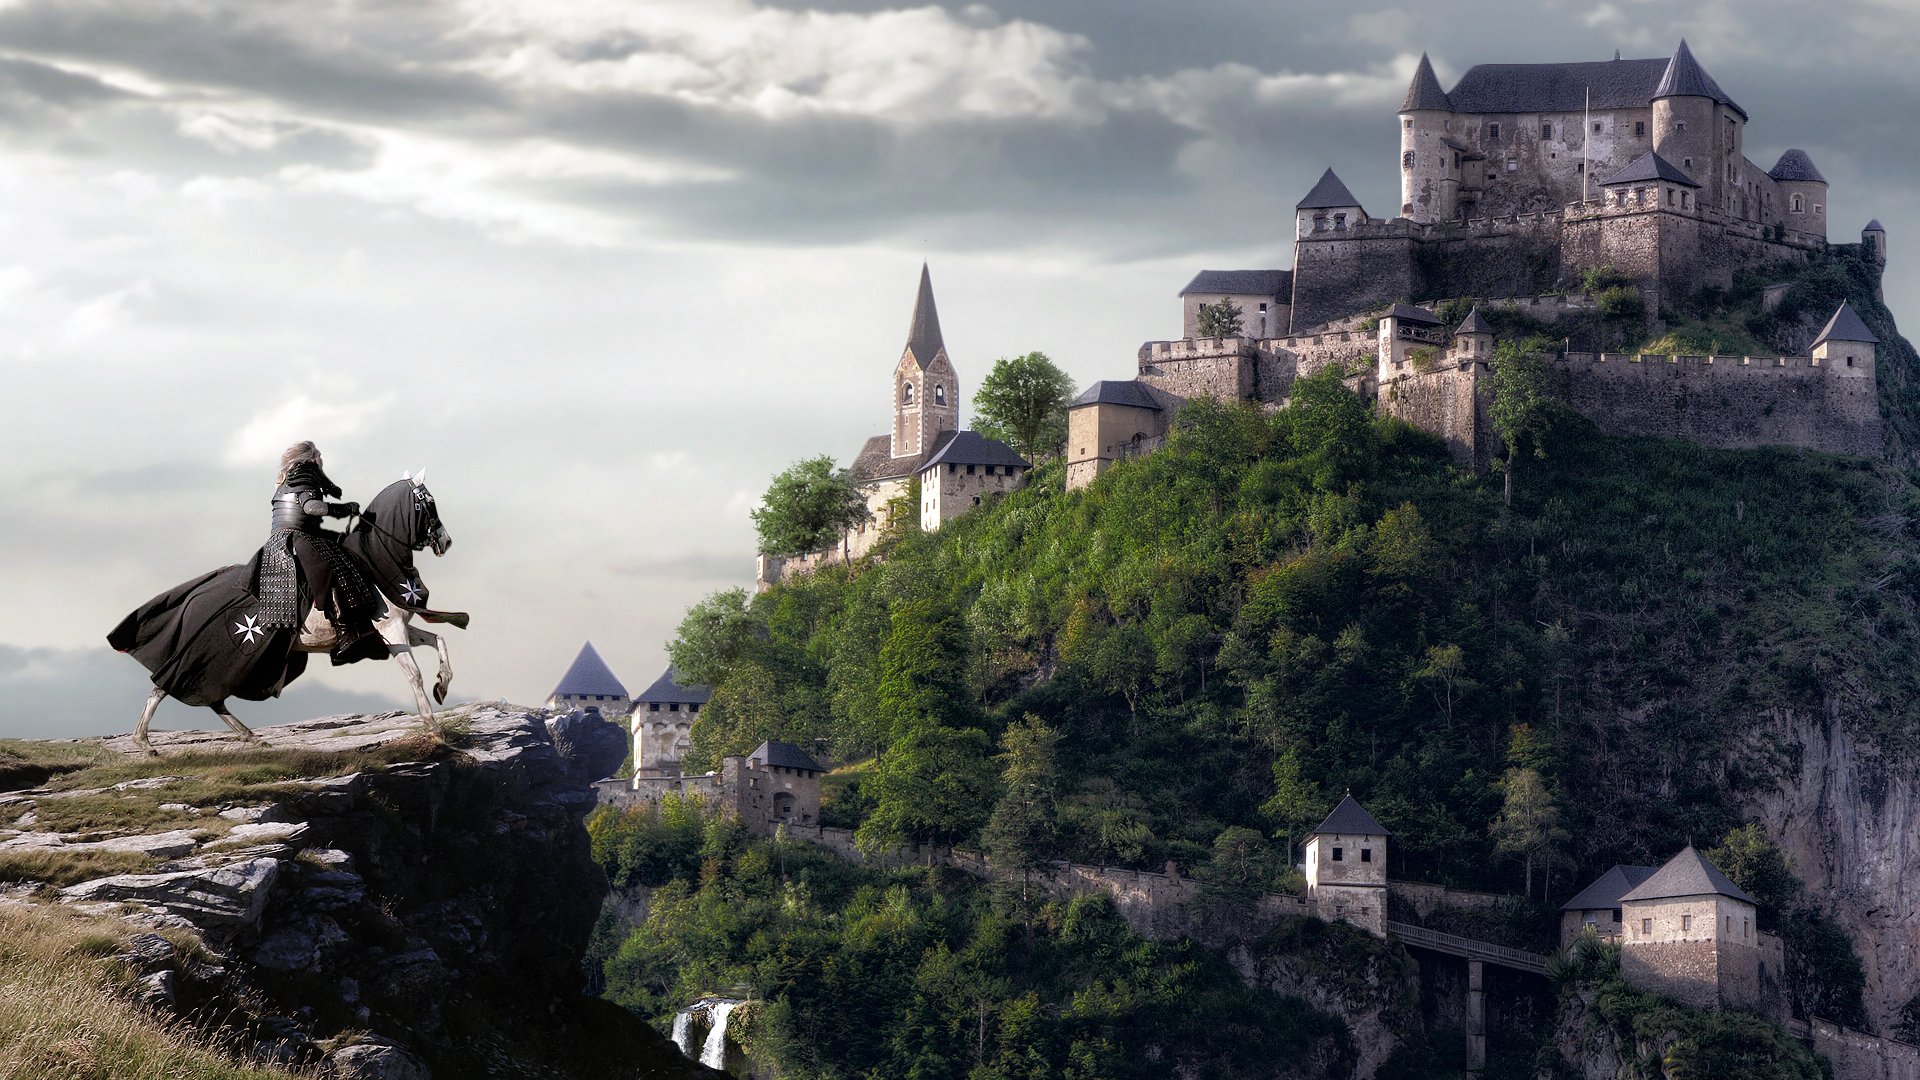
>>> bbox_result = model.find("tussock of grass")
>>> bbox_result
[0,904,308,1078]
[28,796,209,839]
[0,742,112,793]
[0,850,160,888]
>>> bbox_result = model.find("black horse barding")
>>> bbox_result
[109,473,465,754]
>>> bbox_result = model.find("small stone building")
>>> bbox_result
[917,431,1030,531]
[1617,845,1774,1012]
[547,642,630,718]
[1559,864,1658,946]
[720,740,824,832]
[1303,795,1389,936]
[632,666,711,778]
[1180,269,1292,339]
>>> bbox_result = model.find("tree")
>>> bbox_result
[667,587,761,687]
[1198,826,1279,909]
[1259,748,1323,866]
[983,716,1063,934]
[972,351,1076,463]
[1706,824,1800,923]
[1195,296,1244,338]
[1489,766,1568,900]
[1489,338,1556,506]
[751,455,872,563]
[856,725,998,855]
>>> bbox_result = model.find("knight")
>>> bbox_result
[260,441,380,658]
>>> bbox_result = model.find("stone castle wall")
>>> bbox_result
[1809,1018,1920,1080]
[1552,351,1881,456]
[1381,363,1492,466]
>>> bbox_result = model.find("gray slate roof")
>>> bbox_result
[1865,219,1885,232]
[1617,846,1754,904]
[637,665,712,705]
[1600,151,1699,188]
[904,263,946,369]
[1401,53,1451,112]
[920,430,1028,472]
[1386,302,1444,326]
[1562,865,1659,911]
[1297,168,1363,210]
[1446,56,1668,114]
[1813,301,1879,346]
[1310,795,1391,837]
[1072,380,1163,410]
[851,433,934,483]
[1180,269,1292,297]
[751,740,823,773]
[1768,148,1826,183]
[1454,306,1494,335]
[551,642,628,699]
[1653,40,1745,118]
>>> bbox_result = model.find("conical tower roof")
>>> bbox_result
[1401,53,1451,112]
[551,641,628,699]
[1865,219,1885,233]
[1617,845,1753,904]
[1768,148,1826,184]
[1454,306,1494,336]
[904,263,946,370]
[1297,168,1363,211]
[1812,301,1879,346]
[1653,39,1744,118]
[1309,794,1391,837]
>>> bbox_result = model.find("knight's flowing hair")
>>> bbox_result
[277,441,321,484]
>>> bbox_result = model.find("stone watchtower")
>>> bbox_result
[1618,846,1765,1011]
[892,263,960,459]
[1399,52,1459,224]
[1811,301,1879,379]
[1303,794,1389,936]
[1651,39,1744,213]
[1768,149,1828,239]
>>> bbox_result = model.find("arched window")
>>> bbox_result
[902,382,915,404]
[1791,193,1803,213]
[934,384,946,405]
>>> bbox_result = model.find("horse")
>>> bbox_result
[111,472,465,756]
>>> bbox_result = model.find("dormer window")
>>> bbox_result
[903,383,915,404]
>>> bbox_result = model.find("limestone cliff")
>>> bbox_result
[0,705,720,1079]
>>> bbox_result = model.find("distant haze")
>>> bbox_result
[2,0,1915,737]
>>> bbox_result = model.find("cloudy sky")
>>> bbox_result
[2,0,1915,738]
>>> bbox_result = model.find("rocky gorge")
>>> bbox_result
[0,704,720,1079]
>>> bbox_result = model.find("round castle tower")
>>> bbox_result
[1650,39,1740,209]
[1399,53,1458,225]
[1769,149,1828,239]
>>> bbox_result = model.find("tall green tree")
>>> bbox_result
[1489,338,1556,506]
[857,725,998,855]
[1259,748,1324,866]
[972,351,1076,463]
[666,588,761,687]
[1705,824,1800,922]
[1490,765,1568,900]
[752,455,872,563]
[1195,296,1244,338]
[983,716,1063,932]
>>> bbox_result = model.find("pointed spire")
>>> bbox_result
[551,641,628,699]
[904,262,946,370]
[1296,168,1363,211]
[1812,301,1879,346]
[1653,39,1742,116]
[1400,52,1450,112]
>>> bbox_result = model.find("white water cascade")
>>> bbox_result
[700,1000,739,1069]
[671,1009,695,1058]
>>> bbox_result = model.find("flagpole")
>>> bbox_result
[1583,87,1591,204]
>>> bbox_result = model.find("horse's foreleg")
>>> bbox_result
[407,624,452,704]
[210,699,260,743]
[377,610,436,732]
[135,687,167,757]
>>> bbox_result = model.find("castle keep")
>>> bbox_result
[1069,42,1890,487]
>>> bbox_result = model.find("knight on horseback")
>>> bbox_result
[262,441,379,661]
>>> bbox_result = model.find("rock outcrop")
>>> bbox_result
[0,704,721,1079]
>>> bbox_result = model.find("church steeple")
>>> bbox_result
[904,262,947,369]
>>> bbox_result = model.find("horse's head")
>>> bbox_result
[366,469,452,556]
[405,469,453,557]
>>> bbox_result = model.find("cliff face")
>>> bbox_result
[0,705,718,1079]
[1752,707,1918,1033]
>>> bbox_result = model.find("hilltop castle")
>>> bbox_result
[1069,42,1890,486]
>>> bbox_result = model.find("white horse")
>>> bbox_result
[125,472,463,755]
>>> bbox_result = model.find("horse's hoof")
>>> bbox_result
[433,684,449,705]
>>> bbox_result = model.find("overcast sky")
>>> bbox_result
[2,0,1915,738]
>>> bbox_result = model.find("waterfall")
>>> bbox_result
[671,1009,694,1058]
[700,1000,739,1069]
